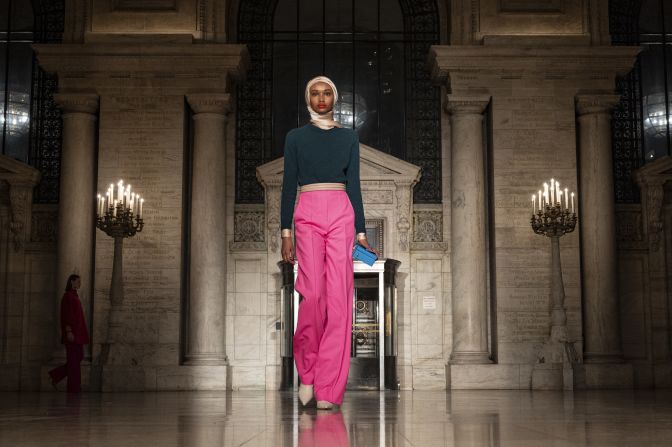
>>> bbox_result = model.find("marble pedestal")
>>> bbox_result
[573,363,634,389]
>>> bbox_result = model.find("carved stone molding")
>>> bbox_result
[413,209,443,243]
[64,0,91,43]
[186,93,231,116]
[362,189,394,204]
[53,92,100,115]
[615,207,644,244]
[637,178,666,252]
[395,184,412,251]
[0,155,41,252]
[229,205,266,252]
[445,95,490,116]
[31,206,59,243]
[264,183,282,253]
[428,46,640,92]
[575,94,621,116]
[9,186,31,251]
[197,0,227,42]
[634,157,672,253]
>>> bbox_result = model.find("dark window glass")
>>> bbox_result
[610,0,672,203]
[1,0,33,162]
[237,0,441,204]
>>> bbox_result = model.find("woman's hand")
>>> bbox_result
[357,236,378,257]
[281,236,295,264]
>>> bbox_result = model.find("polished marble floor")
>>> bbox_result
[1,390,672,446]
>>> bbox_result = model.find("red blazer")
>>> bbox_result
[60,290,90,344]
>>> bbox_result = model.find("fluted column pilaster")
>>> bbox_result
[184,93,230,365]
[576,94,624,363]
[446,95,492,364]
[52,92,99,357]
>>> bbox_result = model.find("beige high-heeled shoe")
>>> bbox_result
[298,383,314,406]
[316,400,335,410]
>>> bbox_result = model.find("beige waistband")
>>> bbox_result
[299,183,346,192]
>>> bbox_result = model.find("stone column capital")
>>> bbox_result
[186,93,231,115]
[445,95,490,116]
[53,92,99,114]
[575,94,621,116]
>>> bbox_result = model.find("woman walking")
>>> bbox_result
[281,76,374,410]
[48,274,89,393]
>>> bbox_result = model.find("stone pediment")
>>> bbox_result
[256,143,421,186]
[634,155,672,181]
[0,154,41,185]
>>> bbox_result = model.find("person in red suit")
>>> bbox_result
[48,274,90,393]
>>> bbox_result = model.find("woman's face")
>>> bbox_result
[309,82,335,114]
[72,277,81,290]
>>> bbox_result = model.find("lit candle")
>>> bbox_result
[544,183,549,205]
[564,188,568,209]
[113,199,118,216]
[555,181,560,205]
[571,192,575,214]
[538,190,542,210]
[558,190,562,208]
[130,193,135,213]
[532,194,536,214]
[117,180,124,203]
[550,179,555,204]
[139,198,144,219]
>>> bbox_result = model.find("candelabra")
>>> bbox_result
[96,180,144,307]
[531,179,577,343]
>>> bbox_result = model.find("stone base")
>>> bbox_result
[412,366,446,390]
[96,365,229,391]
[531,362,574,390]
[573,363,634,389]
[447,363,534,389]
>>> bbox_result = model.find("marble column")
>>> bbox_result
[576,94,624,363]
[52,93,99,356]
[184,93,230,365]
[446,95,492,364]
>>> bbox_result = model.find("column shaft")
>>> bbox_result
[53,93,99,356]
[447,96,492,364]
[576,94,623,363]
[185,94,230,365]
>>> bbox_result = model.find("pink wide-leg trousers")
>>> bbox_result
[293,190,354,405]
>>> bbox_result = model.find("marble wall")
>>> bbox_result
[93,94,186,390]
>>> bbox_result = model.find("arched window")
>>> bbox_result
[236,0,441,204]
[0,0,64,203]
[610,0,672,203]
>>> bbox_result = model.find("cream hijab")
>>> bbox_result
[305,76,342,130]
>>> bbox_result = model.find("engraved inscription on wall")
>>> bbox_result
[499,0,563,13]
[114,0,177,11]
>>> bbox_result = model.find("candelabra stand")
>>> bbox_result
[96,202,144,307]
[531,203,577,343]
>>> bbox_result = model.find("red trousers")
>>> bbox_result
[49,343,83,393]
[293,190,354,405]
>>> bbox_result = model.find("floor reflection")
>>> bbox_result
[1,390,672,446]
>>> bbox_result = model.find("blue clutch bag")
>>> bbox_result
[352,244,377,266]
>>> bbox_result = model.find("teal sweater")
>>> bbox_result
[281,124,366,234]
